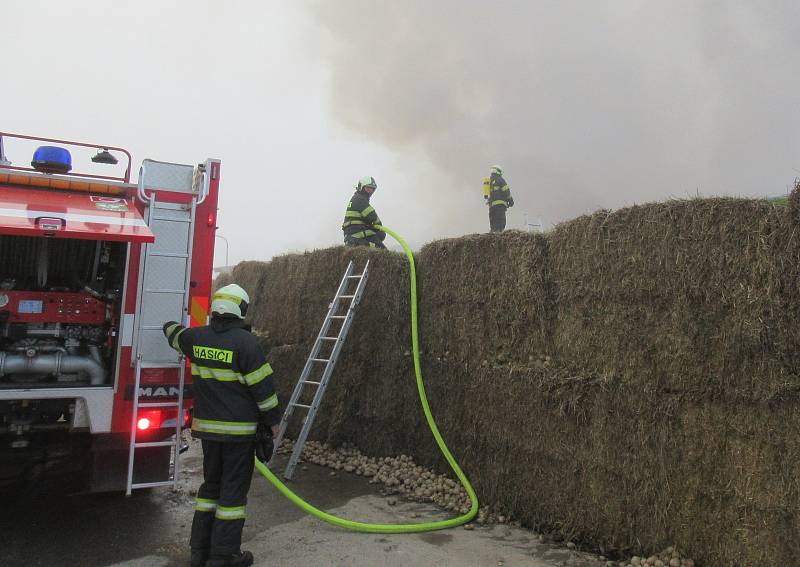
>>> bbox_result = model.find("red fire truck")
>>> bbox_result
[0,132,220,494]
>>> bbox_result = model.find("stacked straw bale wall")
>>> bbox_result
[215,197,800,565]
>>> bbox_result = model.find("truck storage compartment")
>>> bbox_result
[0,235,127,388]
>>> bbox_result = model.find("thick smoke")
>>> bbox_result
[306,1,800,232]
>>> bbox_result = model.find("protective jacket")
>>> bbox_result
[163,317,280,442]
[489,172,514,208]
[342,190,386,241]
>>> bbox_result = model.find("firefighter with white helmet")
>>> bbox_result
[163,283,280,567]
[485,165,514,232]
[341,175,387,248]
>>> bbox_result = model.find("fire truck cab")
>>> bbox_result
[0,132,220,493]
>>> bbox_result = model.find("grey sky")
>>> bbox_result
[3,1,799,265]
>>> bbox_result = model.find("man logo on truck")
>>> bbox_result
[192,345,233,363]
[139,385,182,398]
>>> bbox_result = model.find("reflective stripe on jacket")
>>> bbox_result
[163,317,281,442]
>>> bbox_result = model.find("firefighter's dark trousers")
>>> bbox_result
[190,439,255,557]
[489,205,507,232]
[344,234,387,249]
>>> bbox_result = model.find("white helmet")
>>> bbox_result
[490,165,503,175]
[211,284,250,319]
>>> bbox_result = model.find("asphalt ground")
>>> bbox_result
[0,440,607,567]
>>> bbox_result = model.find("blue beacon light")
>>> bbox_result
[31,146,72,174]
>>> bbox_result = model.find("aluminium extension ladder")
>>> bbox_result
[125,159,209,495]
[271,260,370,480]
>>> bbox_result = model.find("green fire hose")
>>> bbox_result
[254,225,478,533]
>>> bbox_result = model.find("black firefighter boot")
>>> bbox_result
[190,548,209,567]
[207,550,254,567]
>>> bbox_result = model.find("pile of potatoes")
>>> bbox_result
[276,438,507,524]
[610,547,694,567]
[276,439,696,566]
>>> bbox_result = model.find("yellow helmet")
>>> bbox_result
[211,284,250,319]
[357,176,377,191]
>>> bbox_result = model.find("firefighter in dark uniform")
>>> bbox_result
[162,284,280,567]
[342,175,387,248]
[485,165,514,232]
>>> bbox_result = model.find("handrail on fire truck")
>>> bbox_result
[136,159,210,206]
[0,131,133,183]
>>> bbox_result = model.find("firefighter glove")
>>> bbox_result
[163,321,180,334]
[254,422,275,463]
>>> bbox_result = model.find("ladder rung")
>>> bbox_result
[134,441,176,448]
[303,380,321,385]
[130,480,175,490]
[145,252,190,258]
[151,216,191,223]
[144,289,188,294]
[138,362,183,369]
[151,200,191,210]
[338,295,355,299]
[346,274,364,279]
[330,315,346,319]
[319,337,338,341]
[138,401,181,408]
[291,403,312,409]
[311,358,330,363]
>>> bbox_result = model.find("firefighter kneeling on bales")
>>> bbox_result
[342,175,387,248]
[163,284,280,567]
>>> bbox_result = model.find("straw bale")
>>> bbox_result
[220,197,800,564]
[550,198,800,401]
[416,231,552,365]
[239,247,408,347]
[401,359,800,565]
[264,342,425,455]
[788,177,800,223]
[211,271,234,292]
[233,246,423,455]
